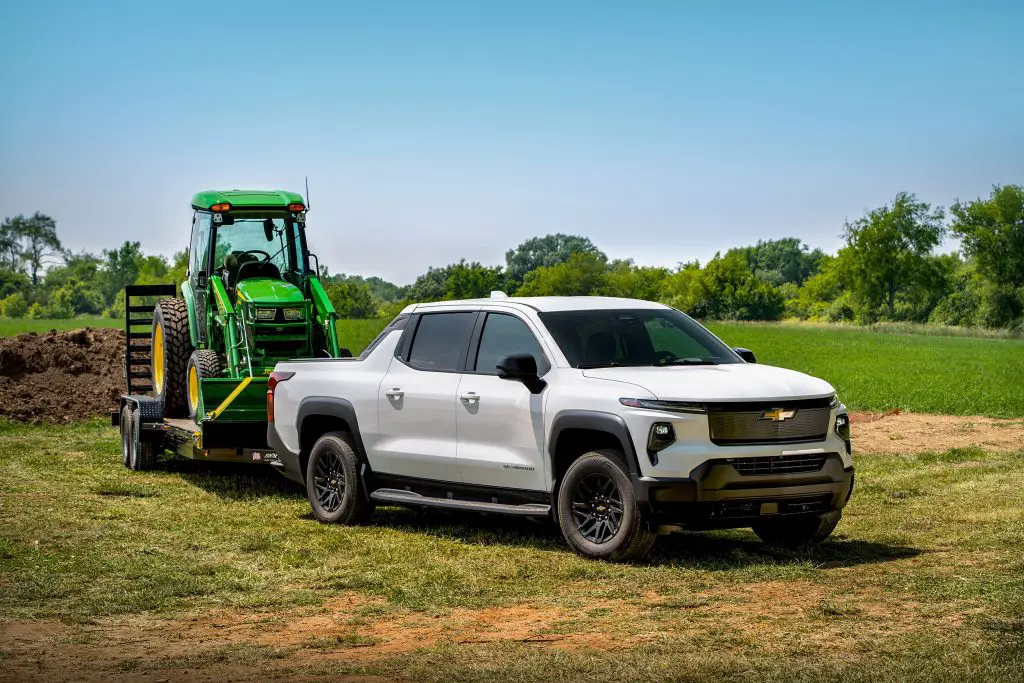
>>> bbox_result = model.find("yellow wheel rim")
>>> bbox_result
[188,365,199,414]
[152,323,165,393]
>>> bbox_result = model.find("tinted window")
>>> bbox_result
[474,314,549,375]
[407,312,476,371]
[358,314,409,360]
[539,309,740,368]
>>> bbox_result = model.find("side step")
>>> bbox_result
[369,488,551,517]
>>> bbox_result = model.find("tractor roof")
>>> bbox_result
[191,189,305,211]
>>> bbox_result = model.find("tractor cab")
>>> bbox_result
[128,190,343,435]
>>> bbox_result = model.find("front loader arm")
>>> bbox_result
[210,275,246,377]
[308,276,341,357]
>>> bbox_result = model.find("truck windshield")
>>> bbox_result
[213,218,305,278]
[538,309,741,368]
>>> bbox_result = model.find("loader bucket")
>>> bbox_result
[195,377,269,423]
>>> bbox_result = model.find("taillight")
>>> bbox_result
[267,371,295,423]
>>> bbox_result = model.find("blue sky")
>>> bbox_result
[1,0,1021,284]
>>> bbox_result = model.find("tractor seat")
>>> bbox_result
[223,253,283,297]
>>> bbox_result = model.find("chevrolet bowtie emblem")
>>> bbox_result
[759,408,797,422]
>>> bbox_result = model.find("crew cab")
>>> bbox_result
[267,295,854,561]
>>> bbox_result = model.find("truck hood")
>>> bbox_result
[235,278,305,305]
[581,363,835,402]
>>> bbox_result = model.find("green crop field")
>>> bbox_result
[0,419,1022,681]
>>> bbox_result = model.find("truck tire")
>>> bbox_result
[752,510,842,548]
[305,432,374,525]
[152,299,193,418]
[186,349,225,421]
[556,449,657,562]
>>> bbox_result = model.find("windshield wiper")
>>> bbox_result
[656,358,719,366]
[577,362,632,369]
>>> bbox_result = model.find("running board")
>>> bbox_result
[369,488,551,517]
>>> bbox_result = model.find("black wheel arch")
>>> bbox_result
[296,397,372,479]
[548,410,642,514]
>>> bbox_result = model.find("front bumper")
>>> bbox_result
[633,453,854,529]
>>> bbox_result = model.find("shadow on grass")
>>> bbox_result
[370,507,921,569]
[165,460,304,501]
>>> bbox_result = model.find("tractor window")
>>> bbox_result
[189,213,211,277]
[214,218,302,286]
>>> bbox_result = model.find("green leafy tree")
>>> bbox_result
[0,292,28,318]
[102,241,146,302]
[324,281,378,319]
[950,185,1024,289]
[3,212,62,285]
[517,252,609,296]
[0,267,30,299]
[733,238,825,286]
[406,260,503,301]
[840,192,945,320]
[505,234,605,287]
[598,260,670,301]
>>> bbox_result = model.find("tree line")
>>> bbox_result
[2,186,1022,331]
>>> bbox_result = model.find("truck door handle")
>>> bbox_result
[459,392,479,403]
[385,388,404,399]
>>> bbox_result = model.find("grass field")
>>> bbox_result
[0,419,1022,681]
[3,315,1022,417]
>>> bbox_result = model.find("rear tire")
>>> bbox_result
[186,349,225,420]
[556,449,657,562]
[152,299,193,418]
[305,432,374,525]
[753,511,842,548]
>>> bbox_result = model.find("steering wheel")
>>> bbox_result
[235,250,273,283]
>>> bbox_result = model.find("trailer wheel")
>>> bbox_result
[305,432,374,525]
[152,299,193,418]
[186,349,225,421]
[120,405,134,469]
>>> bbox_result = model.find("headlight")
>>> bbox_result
[835,413,850,439]
[619,398,706,414]
[255,308,277,321]
[283,308,304,321]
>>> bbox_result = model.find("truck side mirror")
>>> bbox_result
[497,354,546,394]
[733,347,756,363]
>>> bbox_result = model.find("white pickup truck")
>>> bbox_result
[267,295,854,561]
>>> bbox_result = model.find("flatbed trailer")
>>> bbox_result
[112,284,278,471]
[113,395,279,469]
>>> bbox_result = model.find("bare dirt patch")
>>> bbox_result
[850,411,1024,454]
[0,328,125,423]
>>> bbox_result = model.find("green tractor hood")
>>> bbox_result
[235,278,305,304]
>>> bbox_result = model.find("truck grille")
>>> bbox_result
[706,397,832,446]
[727,453,828,476]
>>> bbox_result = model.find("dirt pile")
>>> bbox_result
[0,328,126,423]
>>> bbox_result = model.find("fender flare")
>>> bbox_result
[296,396,369,462]
[548,409,642,477]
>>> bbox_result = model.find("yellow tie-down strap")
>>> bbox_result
[206,376,253,421]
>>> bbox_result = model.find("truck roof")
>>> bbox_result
[405,296,671,314]
[191,189,305,211]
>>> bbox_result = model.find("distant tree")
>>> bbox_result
[505,234,605,286]
[599,260,670,301]
[950,185,1024,289]
[406,260,503,301]
[0,267,30,299]
[517,252,609,296]
[733,238,825,286]
[840,192,945,319]
[687,251,785,321]
[2,212,62,286]
[324,280,378,319]
[102,241,145,302]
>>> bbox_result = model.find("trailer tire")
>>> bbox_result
[305,431,374,525]
[120,405,134,469]
[152,298,193,418]
[186,349,225,420]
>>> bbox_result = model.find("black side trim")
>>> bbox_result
[296,396,369,464]
[548,410,642,476]
[370,472,549,506]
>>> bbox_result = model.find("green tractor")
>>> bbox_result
[147,189,342,425]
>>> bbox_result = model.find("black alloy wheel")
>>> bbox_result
[571,472,624,544]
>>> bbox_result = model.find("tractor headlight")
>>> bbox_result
[283,308,304,321]
[255,308,277,321]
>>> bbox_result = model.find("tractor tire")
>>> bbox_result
[186,349,225,421]
[151,299,193,418]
